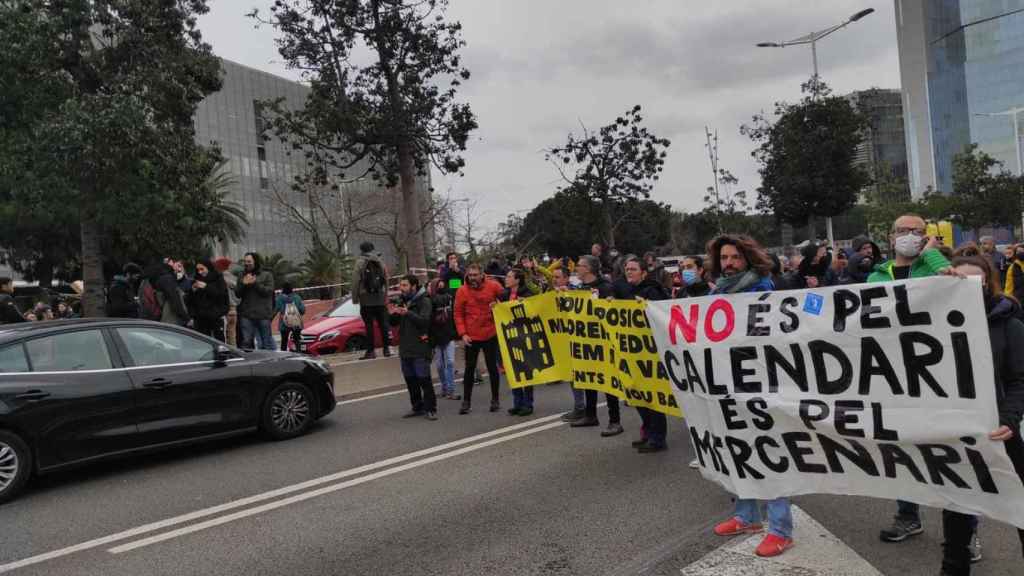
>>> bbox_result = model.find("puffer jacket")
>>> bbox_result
[988,295,1024,434]
[454,278,505,342]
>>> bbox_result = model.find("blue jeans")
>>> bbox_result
[434,342,456,396]
[735,498,793,539]
[512,386,534,410]
[240,317,275,351]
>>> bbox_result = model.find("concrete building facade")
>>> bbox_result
[193,58,433,270]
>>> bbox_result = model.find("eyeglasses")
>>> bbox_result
[894,227,926,236]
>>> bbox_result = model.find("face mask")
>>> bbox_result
[682,270,699,285]
[176,272,184,280]
[894,234,923,258]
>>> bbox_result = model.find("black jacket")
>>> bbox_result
[581,276,613,299]
[614,277,669,301]
[390,288,433,359]
[107,276,139,318]
[188,268,230,322]
[429,291,458,346]
[681,281,711,298]
[499,285,534,303]
[0,293,26,324]
[988,295,1024,433]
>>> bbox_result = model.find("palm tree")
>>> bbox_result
[201,160,248,249]
[300,245,353,298]
[262,252,299,288]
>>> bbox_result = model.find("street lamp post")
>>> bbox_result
[975,108,1024,240]
[757,8,875,248]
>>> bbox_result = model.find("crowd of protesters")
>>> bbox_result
[392,218,1022,574]
[1,220,1022,575]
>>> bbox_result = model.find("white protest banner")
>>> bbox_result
[646,277,1024,528]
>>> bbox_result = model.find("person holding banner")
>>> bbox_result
[454,263,506,415]
[569,255,623,436]
[551,267,587,422]
[938,256,1024,576]
[870,214,959,545]
[500,269,536,416]
[703,234,795,558]
[616,255,671,453]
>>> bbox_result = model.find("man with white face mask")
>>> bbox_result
[869,214,973,552]
[867,213,952,283]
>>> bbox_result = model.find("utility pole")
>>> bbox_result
[705,126,722,233]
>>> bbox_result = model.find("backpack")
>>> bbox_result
[283,298,303,329]
[361,259,386,295]
[139,279,163,321]
[432,294,453,327]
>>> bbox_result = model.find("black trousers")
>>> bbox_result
[942,434,1024,575]
[584,389,620,424]
[401,357,436,413]
[637,407,667,446]
[194,318,225,342]
[463,337,500,406]
[280,327,302,352]
[359,304,390,350]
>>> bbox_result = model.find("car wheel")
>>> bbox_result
[343,335,366,353]
[262,382,317,440]
[0,430,32,505]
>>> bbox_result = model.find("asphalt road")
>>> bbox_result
[1,380,1021,576]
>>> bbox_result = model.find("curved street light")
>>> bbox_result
[754,7,876,247]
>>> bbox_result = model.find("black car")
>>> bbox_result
[0,318,336,503]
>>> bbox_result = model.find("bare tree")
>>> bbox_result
[352,188,452,271]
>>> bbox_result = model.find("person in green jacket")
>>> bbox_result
[867,214,952,283]
[869,214,979,558]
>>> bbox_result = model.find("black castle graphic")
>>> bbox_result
[502,303,555,381]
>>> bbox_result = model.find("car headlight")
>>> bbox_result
[318,331,339,342]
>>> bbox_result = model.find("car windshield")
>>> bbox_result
[327,299,360,318]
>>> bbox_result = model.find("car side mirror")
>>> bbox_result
[214,345,234,364]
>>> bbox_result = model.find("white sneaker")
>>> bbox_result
[689,459,700,469]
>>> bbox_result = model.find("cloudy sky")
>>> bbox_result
[198,1,901,230]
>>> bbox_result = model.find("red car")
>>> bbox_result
[296,297,398,356]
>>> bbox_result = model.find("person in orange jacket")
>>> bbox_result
[454,262,506,415]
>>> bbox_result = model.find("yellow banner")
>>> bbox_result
[494,291,681,417]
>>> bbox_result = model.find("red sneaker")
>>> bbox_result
[713,517,764,536]
[755,533,794,557]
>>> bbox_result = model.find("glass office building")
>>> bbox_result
[194,59,432,267]
[896,0,1024,198]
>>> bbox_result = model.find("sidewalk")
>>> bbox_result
[328,343,496,398]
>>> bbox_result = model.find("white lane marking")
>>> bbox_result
[679,505,883,576]
[0,411,570,574]
[109,420,567,553]
[336,377,466,405]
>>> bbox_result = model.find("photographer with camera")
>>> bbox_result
[848,236,884,284]
[389,275,437,421]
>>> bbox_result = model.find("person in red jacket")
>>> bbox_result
[454,262,506,415]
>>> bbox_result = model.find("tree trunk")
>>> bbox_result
[603,202,616,248]
[397,142,426,273]
[805,216,816,243]
[35,256,54,294]
[80,215,106,317]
